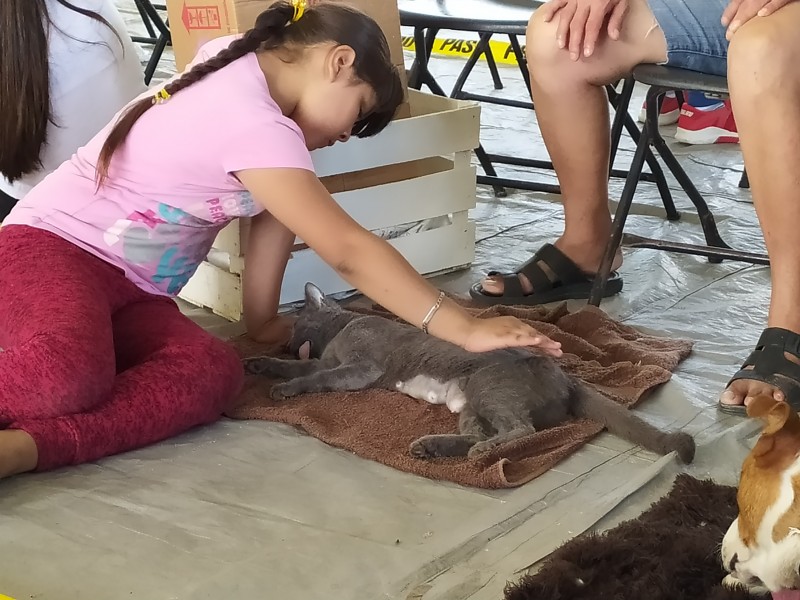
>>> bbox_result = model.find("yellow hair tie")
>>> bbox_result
[152,88,171,105]
[291,0,306,22]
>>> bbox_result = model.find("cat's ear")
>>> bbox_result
[304,282,326,310]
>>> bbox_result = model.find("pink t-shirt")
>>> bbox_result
[5,35,314,296]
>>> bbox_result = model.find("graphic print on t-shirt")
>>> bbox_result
[102,191,256,294]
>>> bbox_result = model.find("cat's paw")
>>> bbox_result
[242,356,265,375]
[467,440,498,458]
[409,437,439,459]
[243,356,273,375]
[269,382,297,401]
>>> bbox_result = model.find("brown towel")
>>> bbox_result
[225,302,693,489]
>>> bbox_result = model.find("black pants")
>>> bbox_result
[0,188,18,221]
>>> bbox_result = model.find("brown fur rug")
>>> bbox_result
[504,474,767,600]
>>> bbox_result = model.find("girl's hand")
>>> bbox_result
[462,316,563,356]
[251,314,296,346]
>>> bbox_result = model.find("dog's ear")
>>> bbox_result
[748,395,792,436]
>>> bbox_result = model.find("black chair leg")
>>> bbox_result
[451,33,494,98]
[739,169,750,189]
[132,0,171,85]
[588,93,655,306]
[144,32,169,84]
[608,83,680,221]
[451,33,507,197]
[592,83,768,270]
[608,77,634,173]
[647,87,732,262]
[475,145,507,197]
[633,131,680,222]
[484,44,503,90]
[134,0,156,38]
[508,35,531,96]
[406,27,425,89]
[408,27,448,96]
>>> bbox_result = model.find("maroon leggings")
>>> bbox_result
[0,226,244,471]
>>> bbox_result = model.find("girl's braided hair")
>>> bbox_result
[96,1,403,186]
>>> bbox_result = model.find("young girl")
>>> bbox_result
[0,0,561,479]
[0,0,146,220]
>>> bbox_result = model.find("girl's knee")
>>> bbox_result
[32,338,116,419]
[209,339,245,397]
[185,337,244,414]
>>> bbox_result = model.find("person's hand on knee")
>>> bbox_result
[539,0,629,60]
[722,0,797,39]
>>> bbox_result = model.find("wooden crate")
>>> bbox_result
[178,90,480,321]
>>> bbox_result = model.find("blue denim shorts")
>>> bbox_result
[647,0,730,76]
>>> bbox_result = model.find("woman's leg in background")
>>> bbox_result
[720,3,800,407]
[479,0,668,296]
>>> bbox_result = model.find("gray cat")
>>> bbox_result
[244,283,695,463]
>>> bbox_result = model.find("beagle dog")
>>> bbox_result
[721,395,800,599]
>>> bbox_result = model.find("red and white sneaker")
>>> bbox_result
[637,93,681,125]
[674,100,739,145]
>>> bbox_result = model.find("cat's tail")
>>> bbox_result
[570,382,696,464]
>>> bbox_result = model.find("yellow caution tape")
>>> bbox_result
[401,35,526,66]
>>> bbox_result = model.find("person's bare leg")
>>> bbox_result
[0,430,38,479]
[481,0,668,295]
[719,5,800,408]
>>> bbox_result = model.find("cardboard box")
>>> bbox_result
[166,0,405,75]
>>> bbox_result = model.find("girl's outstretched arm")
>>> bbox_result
[237,167,562,356]
[242,211,296,344]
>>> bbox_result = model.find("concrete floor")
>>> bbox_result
[0,4,770,599]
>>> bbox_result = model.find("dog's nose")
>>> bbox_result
[728,553,739,572]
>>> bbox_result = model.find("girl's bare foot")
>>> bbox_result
[0,430,38,479]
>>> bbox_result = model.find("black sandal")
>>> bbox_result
[469,243,623,306]
[718,327,800,415]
